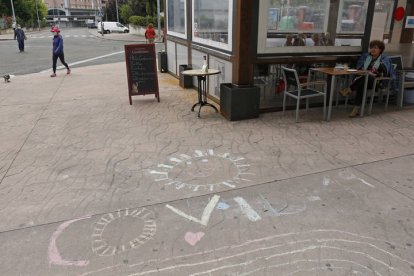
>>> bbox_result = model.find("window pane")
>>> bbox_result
[257,0,362,54]
[264,0,330,48]
[268,0,330,33]
[167,0,186,37]
[337,0,368,33]
[193,0,232,50]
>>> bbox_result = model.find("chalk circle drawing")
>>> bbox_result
[91,208,156,256]
[48,216,91,267]
[150,149,254,192]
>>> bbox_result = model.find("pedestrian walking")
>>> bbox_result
[144,23,156,44]
[50,26,71,77]
[14,25,27,52]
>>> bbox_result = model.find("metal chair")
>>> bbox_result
[337,66,394,115]
[366,74,393,115]
[389,55,414,108]
[281,66,327,122]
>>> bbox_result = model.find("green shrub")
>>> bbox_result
[129,16,164,28]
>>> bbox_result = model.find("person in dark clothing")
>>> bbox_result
[340,40,394,117]
[50,26,71,77]
[14,25,27,52]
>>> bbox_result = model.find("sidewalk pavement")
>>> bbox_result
[1,57,414,274]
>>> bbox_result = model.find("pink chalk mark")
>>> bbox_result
[48,216,91,267]
[184,231,205,246]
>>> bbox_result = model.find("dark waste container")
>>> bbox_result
[158,51,168,73]
[220,83,260,121]
[179,65,193,88]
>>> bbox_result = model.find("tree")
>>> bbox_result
[120,4,133,23]
[0,0,48,28]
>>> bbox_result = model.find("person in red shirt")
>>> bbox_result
[144,23,156,44]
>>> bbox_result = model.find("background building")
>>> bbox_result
[43,0,106,26]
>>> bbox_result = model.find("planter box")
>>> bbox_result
[220,83,260,121]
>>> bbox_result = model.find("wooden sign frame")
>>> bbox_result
[124,44,160,104]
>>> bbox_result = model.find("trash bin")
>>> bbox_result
[220,83,260,121]
[179,65,193,88]
[158,51,168,73]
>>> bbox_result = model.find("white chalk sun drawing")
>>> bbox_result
[91,208,156,256]
[150,149,254,192]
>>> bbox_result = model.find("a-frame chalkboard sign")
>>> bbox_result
[124,44,160,105]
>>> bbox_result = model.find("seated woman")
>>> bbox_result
[340,40,393,117]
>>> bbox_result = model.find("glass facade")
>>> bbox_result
[337,0,368,34]
[192,0,233,51]
[258,0,395,54]
[167,0,187,38]
[268,0,330,33]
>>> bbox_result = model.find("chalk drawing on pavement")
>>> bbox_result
[91,208,156,256]
[48,216,91,267]
[80,229,414,275]
[166,195,220,226]
[150,149,254,192]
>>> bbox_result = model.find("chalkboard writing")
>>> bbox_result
[124,44,160,104]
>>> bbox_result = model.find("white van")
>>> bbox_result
[98,22,129,34]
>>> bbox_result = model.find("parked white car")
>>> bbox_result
[97,22,129,34]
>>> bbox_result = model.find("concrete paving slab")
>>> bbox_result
[356,155,414,199]
[0,168,413,275]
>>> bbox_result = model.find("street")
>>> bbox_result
[0,28,162,76]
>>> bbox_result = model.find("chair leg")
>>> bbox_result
[368,81,378,115]
[385,82,391,111]
[282,93,287,114]
[296,99,300,123]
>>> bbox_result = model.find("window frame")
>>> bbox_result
[166,0,188,39]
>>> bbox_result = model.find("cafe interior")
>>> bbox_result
[163,0,414,118]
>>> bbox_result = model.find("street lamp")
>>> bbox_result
[115,0,119,22]
[157,0,160,41]
[10,0,16,27]
[35,0,41,31]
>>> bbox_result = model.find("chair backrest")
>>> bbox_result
[389,55,403,71]
[281,66,299,89]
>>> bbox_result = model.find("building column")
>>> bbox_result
[400,0,414,43]
[232,0,254,85]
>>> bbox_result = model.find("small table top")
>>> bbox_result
[182,69,221,76]
[311,67,367,76]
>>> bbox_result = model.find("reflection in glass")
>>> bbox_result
[167,0,186,36]
[337,0,368,33]
[193,0,231,50]
[267,0,330,33]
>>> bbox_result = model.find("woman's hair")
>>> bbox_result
[369,40,385,53]
[148,23,154,28]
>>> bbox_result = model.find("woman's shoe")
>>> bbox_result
[349,106,360,118]
[340,87,352,97]
[50,73,56,77]
[67,69,71,75]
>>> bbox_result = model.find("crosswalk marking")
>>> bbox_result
[28,35,96,39]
